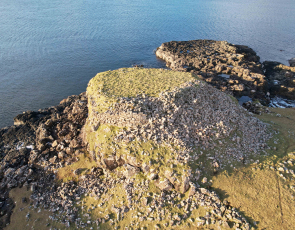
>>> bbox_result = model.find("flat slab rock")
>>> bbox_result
[156,39,268,103]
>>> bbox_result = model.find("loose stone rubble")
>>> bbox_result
[85,68,272,197]
[25,170,252,230]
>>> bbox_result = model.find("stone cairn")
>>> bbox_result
[85,68,272,194]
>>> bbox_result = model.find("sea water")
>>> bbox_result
[1,0,295,128]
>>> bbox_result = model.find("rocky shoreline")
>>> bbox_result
[0,93,88,228]
[156,40,295,105]
[0,40,294,229]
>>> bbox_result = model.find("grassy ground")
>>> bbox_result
[6,187,69,230]
[212,107,295,230]
[87,68,197,99]
[56,153,97,183]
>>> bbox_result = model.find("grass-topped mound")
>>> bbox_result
[87,68,196,115]
[84,67,272,195]
[87,68,196,98]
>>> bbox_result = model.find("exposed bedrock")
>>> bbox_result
[156,40,268,104]
[0,92,88,227]
[289,58,295,67]
[263,61,295,100]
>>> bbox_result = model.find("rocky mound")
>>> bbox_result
[84,68,272,194]
[156,39,267,103]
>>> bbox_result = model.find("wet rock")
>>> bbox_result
[289,58,295,67]
[263,61,295,100]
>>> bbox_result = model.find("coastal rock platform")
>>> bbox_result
[156,39,295,106]
[156,40,267,103]
[263,61,295,100]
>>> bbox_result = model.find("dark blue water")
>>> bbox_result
[1,0,295,128]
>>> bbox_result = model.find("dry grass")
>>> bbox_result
[212,107,295,230]
[56,153,97,183]
[7,187,69,230]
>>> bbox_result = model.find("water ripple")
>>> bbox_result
[1,0,295,127]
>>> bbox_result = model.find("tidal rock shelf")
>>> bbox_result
[156,40,266,101]
[263,61,295,100]
[156,39,295,105]
[0,93,88,228]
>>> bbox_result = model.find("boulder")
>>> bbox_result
[156,178,173,191]
[122,164,141,178]
[263,61,295,100]
[289,58,295,67]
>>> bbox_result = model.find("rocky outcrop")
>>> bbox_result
[2,42,292,229]
[289,58,295,67]
[263,61,295,100]
[0,92,88,228]
[156,39,268,103]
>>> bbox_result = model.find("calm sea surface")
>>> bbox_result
[1,0,295,128]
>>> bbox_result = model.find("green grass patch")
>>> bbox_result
[56,153,97,183]
[88,68,198,99]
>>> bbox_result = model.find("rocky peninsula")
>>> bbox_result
[1,40,295,230]
[156,40,295,105]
